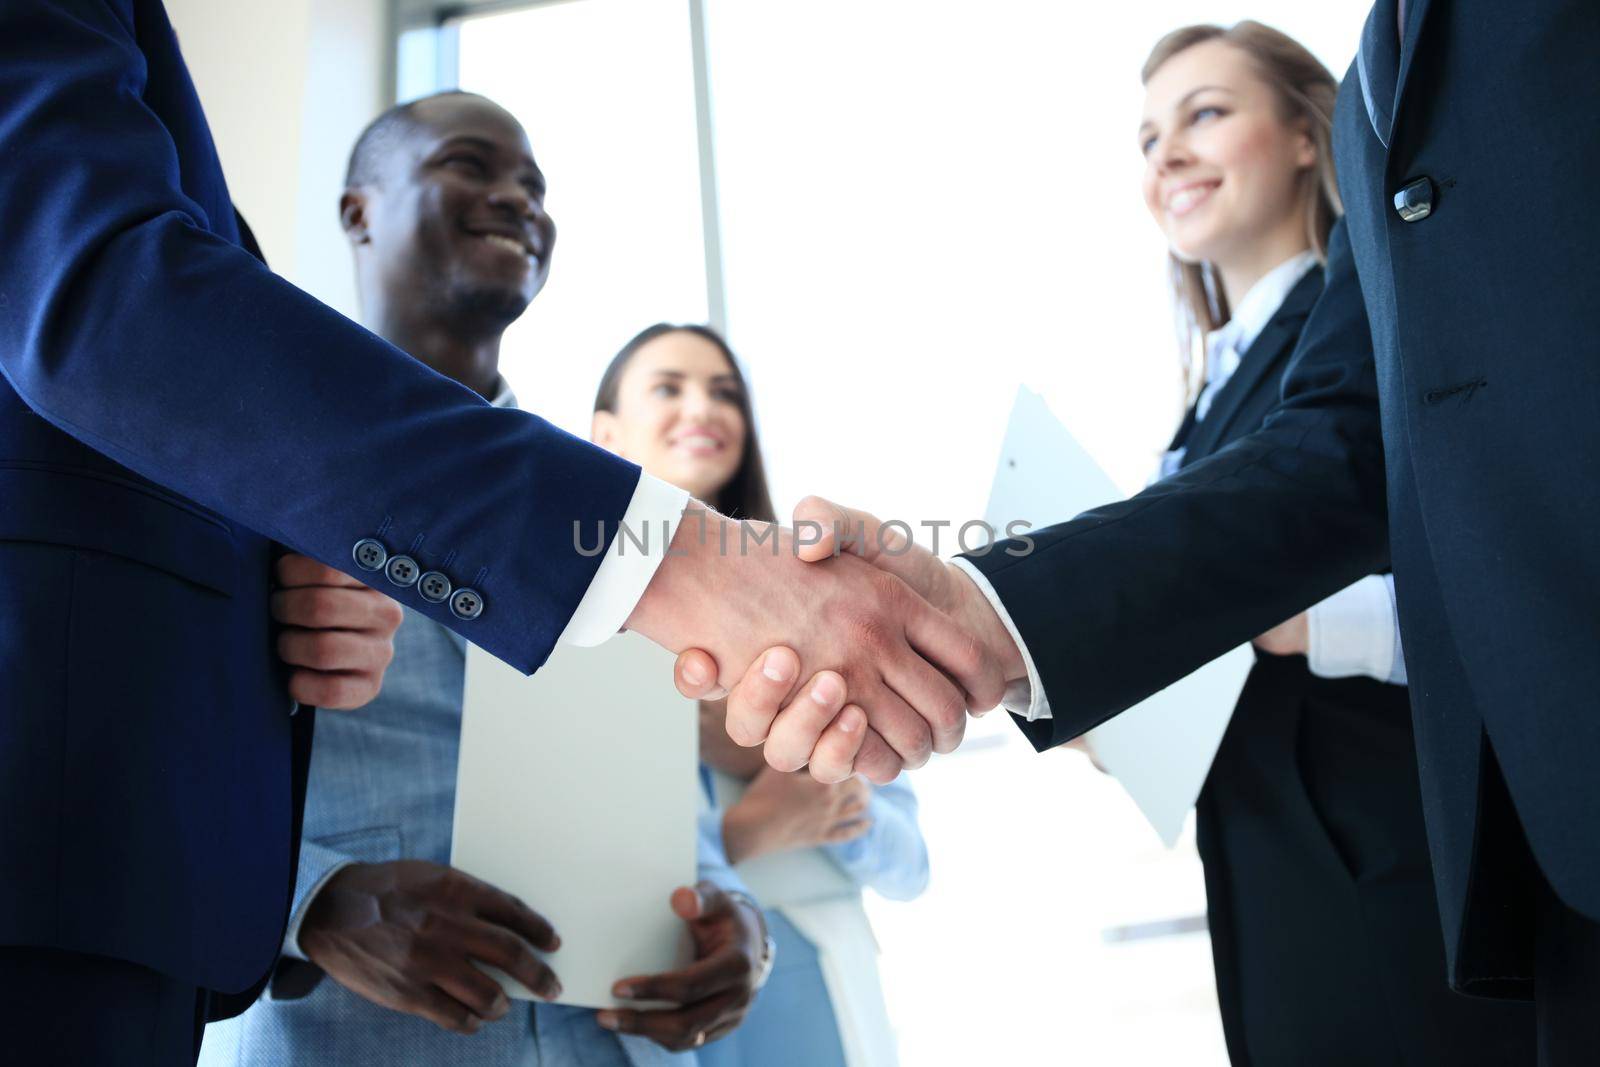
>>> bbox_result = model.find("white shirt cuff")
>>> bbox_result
[948,558,1051,720]
[282,860,354,961]
[1306,574,1399,683]
[559,474,690,647]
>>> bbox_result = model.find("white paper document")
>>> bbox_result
[452,633,697,1008]
[982,385,1253,846]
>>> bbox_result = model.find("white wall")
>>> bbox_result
[165,0,389,318]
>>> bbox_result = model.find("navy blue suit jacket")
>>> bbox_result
[968,0,1600,997]
[0,0,640,1008]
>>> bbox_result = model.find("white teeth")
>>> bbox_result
[482,234,527,256]
[1168,184,1215,215]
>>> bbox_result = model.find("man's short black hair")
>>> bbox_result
[344,90,486,188]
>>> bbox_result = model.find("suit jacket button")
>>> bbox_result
[418,571,453,604]
[352,538,388,571]
[385,555,420,588]
[1394,177,1434,222]
[450,588,484,621]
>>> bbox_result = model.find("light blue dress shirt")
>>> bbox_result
[199,573,748,1067]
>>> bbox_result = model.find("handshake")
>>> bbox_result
[625,496,1030,784]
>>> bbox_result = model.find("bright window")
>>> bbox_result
[455,0,709,436]
[448,4,1370,1063]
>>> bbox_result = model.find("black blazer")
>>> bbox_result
[1170,269,1325,465]
[966,0,1600,998]
[1176,268,1532,1065]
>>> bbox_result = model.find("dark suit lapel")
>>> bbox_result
[1356,0,1400,147]
[1181,268,1323,462]
[1393,0,1435,134]
[234,208,266,265]
[1166,402,1199,453]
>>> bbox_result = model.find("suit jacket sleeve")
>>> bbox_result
[964,217,1389,750]
[0,0,638,673]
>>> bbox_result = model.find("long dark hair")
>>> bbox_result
[594,324,777,524]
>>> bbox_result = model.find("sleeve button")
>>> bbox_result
[385,555,420,588]
[449,588,484,621]
[417,571,453,604]
[352,538,388,572]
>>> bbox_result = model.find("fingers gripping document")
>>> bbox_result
[452,633,697,1008]
[982,386,1252,846]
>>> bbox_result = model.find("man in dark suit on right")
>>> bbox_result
[707,2,1600,1062]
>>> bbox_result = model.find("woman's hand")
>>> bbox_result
[272,553,404,708]
[597,883,767,1052]
[1253,612,1309,657]
[721,767,872,864]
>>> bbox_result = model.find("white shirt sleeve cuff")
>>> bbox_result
[949,558,1051,720]
[282,860,353,961]
[559,473,690,647]
[1306,574,1399,683]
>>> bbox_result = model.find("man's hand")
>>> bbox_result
[298,860,562,1034]
[273,553,404,708]
[787,496,1025,682]
[681,648,876,783]
[721,768,872,863]
[1253,612,1309,657]
[597,883,766,1052]
[698,698,768,780]
[626,503,1008,780]
[670,497,1026,781]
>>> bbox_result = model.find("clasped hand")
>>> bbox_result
[647,499,1027,783]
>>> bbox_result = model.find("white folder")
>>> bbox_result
[981,386,1253,846]
[452,633,697,1008]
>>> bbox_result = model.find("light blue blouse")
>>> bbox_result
[695,770,929,1067]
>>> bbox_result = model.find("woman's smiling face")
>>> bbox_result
[1138,39,1316,273]
[591,330,748,500]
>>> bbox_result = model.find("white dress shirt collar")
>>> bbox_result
[1203,250,1319,384]
[1194,250,1319,424]
[487,375,516,409]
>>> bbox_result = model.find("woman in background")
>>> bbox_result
[592,323,929,1067]
[1134,23,1532,1064]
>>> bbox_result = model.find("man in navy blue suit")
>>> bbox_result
[0,1,1003,1062]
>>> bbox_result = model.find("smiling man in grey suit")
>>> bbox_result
[197,91,771,1067]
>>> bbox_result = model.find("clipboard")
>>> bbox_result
[981,386,1252,845]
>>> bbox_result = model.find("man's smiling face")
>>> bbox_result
[353,94,556,331]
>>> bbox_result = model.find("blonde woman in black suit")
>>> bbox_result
[1135,23,1532,1065]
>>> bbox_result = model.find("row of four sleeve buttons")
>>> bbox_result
[352,538,483,620]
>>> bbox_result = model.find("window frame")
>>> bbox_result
[390,0,728,333]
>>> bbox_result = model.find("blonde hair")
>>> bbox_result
[1142,21,1342,401]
